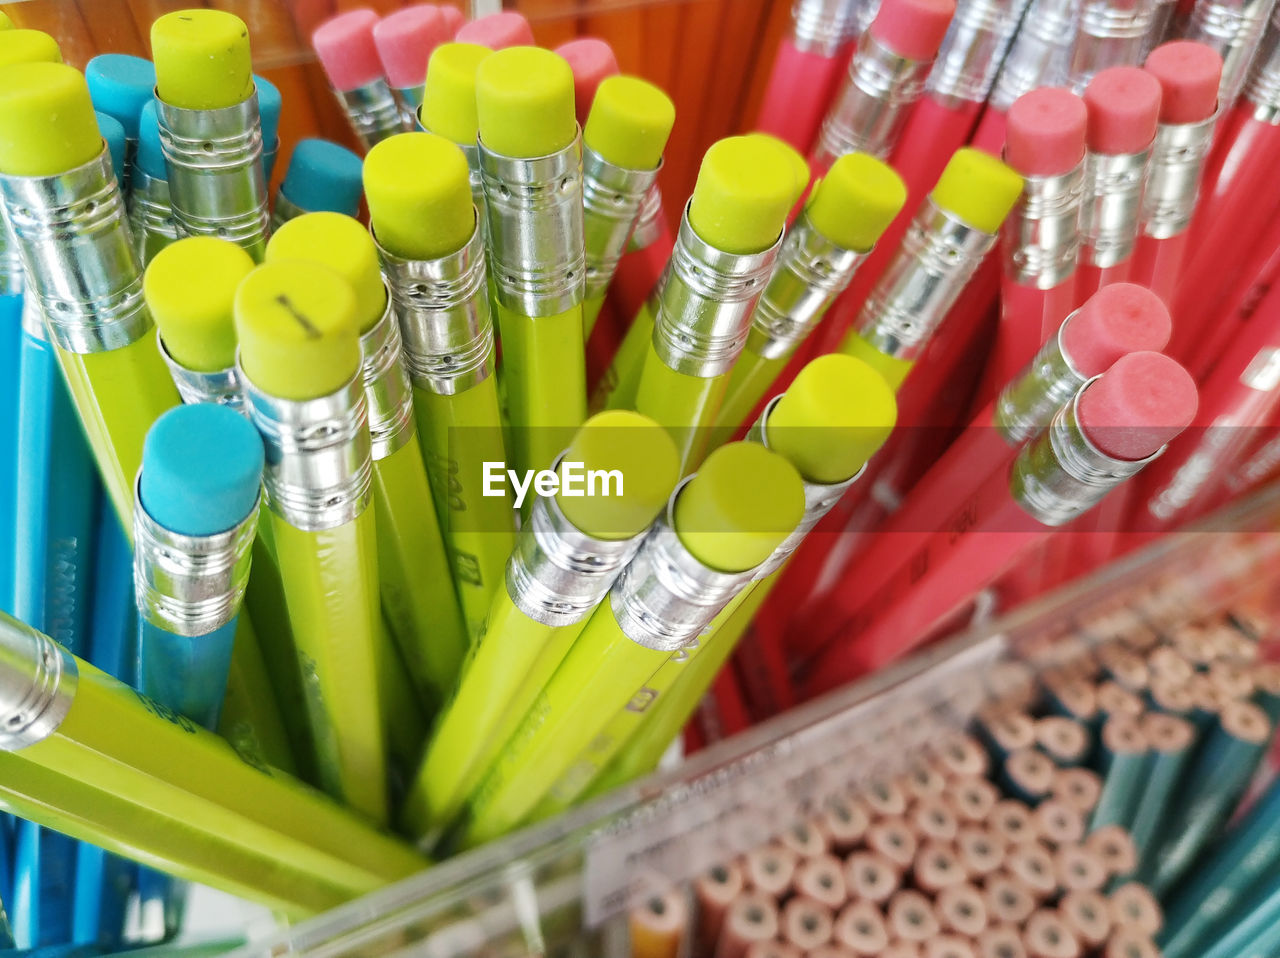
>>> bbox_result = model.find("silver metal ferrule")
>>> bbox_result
[627,183,666,252]
[357,291,417,461]
[0,613,78,752]
[650,202,783,378]
[1002,161,1085,288]
[394,84,425,111]
[480,133,586,316]
[127,169,180,267]
[745,209,866,361]
[850,0,886,38]
[1141,116,1217,239]
[1078,147,1150,268]
[20,293,45,342]
[993,316,1089,444]
[157,91,271,262]
[270,189,306,230]
[376,219,495,396]
[1190,0,1280,109]
[1010,384,1163,525]
[505,462,647,627]
[1245,10,1280,120]
[1065,0,1160,93]
[0,210,23,297]
[927,0,1033,105]
[608,486,768,652]
[159,333,245,413]
[239,370,374,531]
[990,0,1081,110]
[0,144,151,353]
[793,0,861,54]
[748,398,864,578]
[814,32,934,166]
[582,147,662,301]
[133,478,258,638]
[855,197,998,363]
[335,79,405,150]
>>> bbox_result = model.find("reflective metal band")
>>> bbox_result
[239,370,374,531]
[1192,0,1279,110]
[1141,115,1217,239]
[480,133,586,316]
[0,210,23,297]
[927,0,1033,104]
[133,478,258,637]
[1078,147,1150,268]
[993,316,1088,444]
[1010,383,1163,525]
[793,0,861,53]
[989,0,1081,111]
[0,144,152,353]
[1001,161,1085,289]
[394,84,425,110]
[505,464,647,627]
[627,183,666,252]
[582,147,661,300]
[650,202,782,377]
[746,210,866,361]
[814,33,933,166]
[357,294,417,460]
[0,613,77,752]
[270,190,306,230]
[20,294,45,342]
[850,0,885,38]
[159,333,246,413]
[856,198,996,362]
[1246,9,1280,120]
[157,91,271,263]
[335,79,405,150]
[127,169,180,267]
[1065,0,1159,93]
[376,220,495,395]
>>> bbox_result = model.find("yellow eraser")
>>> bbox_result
[152,10,254,111]
[0,63,102,177]
[422,42,490,146]
[583,75,675,172]
[234,260,361,401]
[675,441,805,573]
[837,331,916,391]
[364,132,475,261]
[556,410,680,540]
[145,237,255,373]
[930,147,1024,235]
[807,153,906,253]
[476,46,576,158]
[767,354,897,484]
[688,134,808,255]
[0,14,13,30]
[266,212,387,334]
[0,30,61,67]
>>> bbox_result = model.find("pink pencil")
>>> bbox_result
[555,37,620,126]
[454,10,534,49]
[373,5,452,126]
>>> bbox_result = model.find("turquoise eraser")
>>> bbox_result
[96,111,127,187]
[134,100,166,180]
[140,404,264,537]
[280,138,365,217]
[256,74,282,147]
[85,53,155,140]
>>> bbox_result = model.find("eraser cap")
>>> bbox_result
[422,42,490,145]
[145,237,255,373]
[1005,87,1087,176]
[280,138,365,218]
[256,75,282,146]
[930,147,1023,234]
[1061,283,1171,377]
[1083,67,1161,155]
[234,260,361,401]
[97,112,127,187]
[266,212,387,333]
[141,403,264,537]
[439,5,465,36]
[85,54,155,139]
[312,8,384,92]
[0,29,61,67]
[767,354,897,483]
[135,100,167,180]
[584,75,675,171]
[556,410,681,539]
[152,9,254,111]
[1143,41,1221,124]
[365,132,475,260]
[807,152,906,252]
[0,62,102,177]
[477,46,576,158]
[689,134,808,254]
[555,37,620,125]
[868,0,955,60]
[675,441,805,573]
[375,5,451,90]
[0,13,12,29]
[455,11,534,49]
[1077,351,1197,461]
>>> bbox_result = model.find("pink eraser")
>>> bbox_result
[1144,40,1222,124]
[1083,67,1162,155]
[1005,87,1087,176]
[438,5,465,37]
[454,11,534,49]
[1078,351,1197,461]
[374,5,451,90]
[555,37,620,125]
[868,0,956,61]
[1062,283,1172,376]
[313,8,385,92]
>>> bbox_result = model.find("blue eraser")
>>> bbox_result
[134,100,166,181]
[279,138,365,217]
[256,75,282,148]
[86,54,155,141]
[96,112,127,188]
[140,404,264,538]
